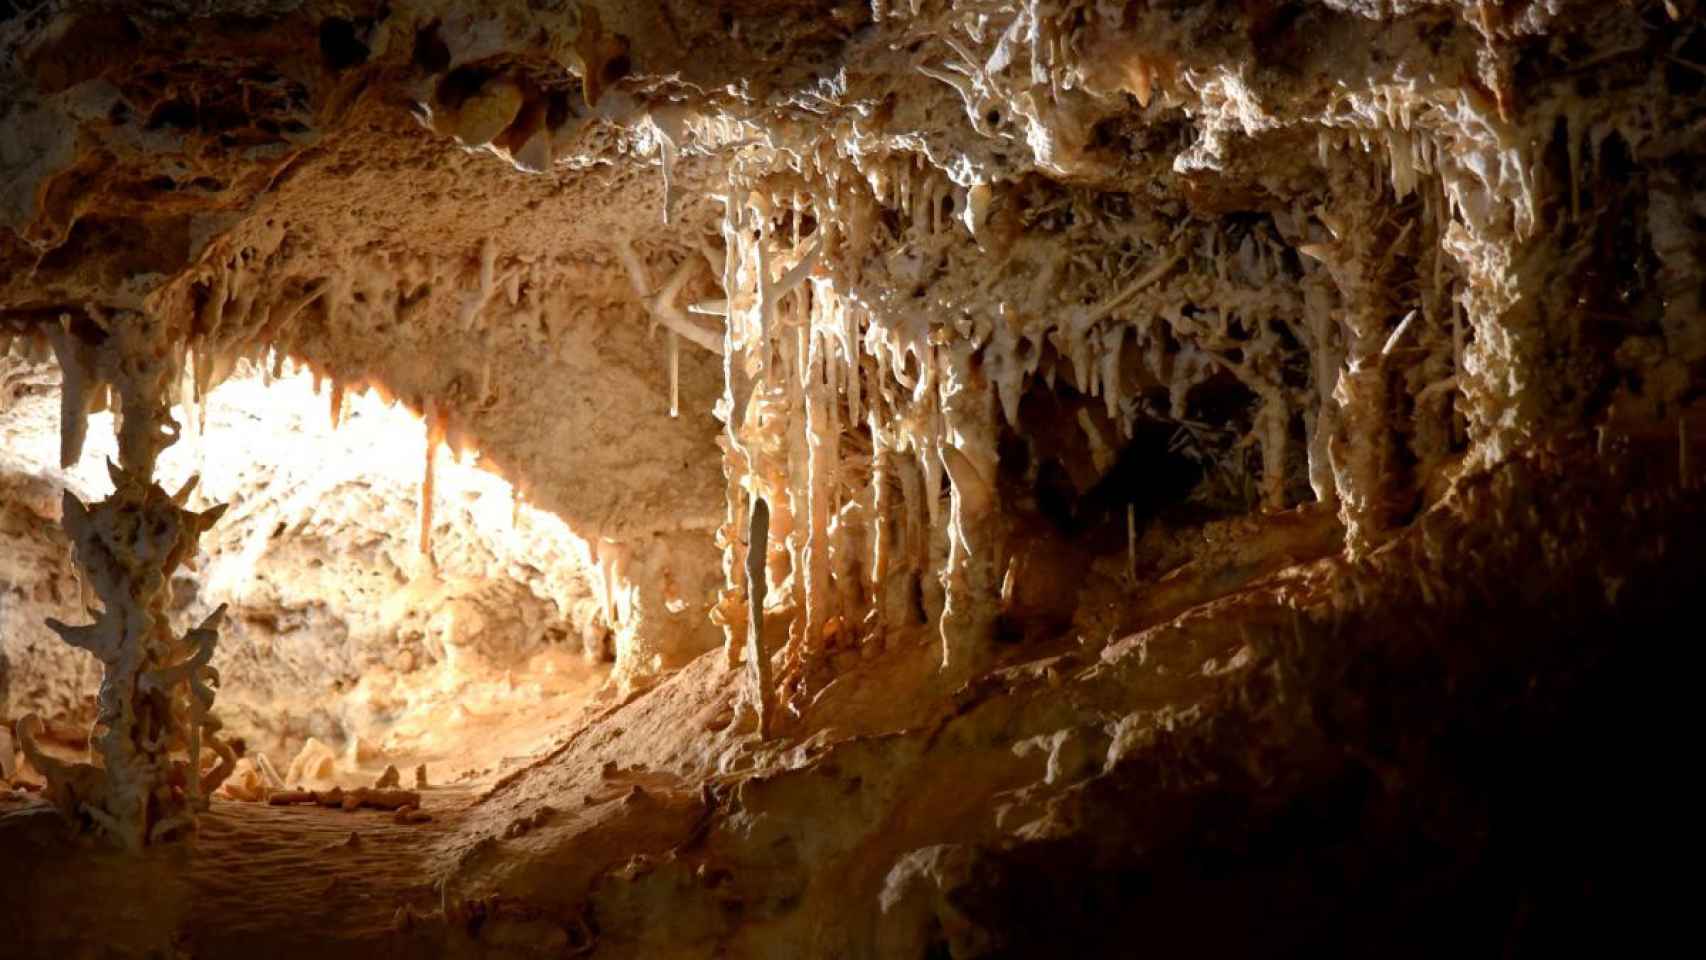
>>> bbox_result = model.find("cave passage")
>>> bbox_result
[1,350,613,792]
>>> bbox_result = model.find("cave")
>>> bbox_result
[0,2,1699,957]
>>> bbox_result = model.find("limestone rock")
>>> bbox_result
[0,0,1696,953]
[286,738,338,786]
[0,723,16,783]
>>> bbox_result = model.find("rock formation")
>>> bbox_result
[0,0,1699,955]
[27,312,236,847]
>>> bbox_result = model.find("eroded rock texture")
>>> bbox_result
[0,0,1700,955]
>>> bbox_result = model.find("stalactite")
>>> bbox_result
[1256,390,1289,511]
[1126,503,1138,585]
[668,330,680,418]
[781,320,811,678]
[1303,277,1342,506]
[896,443,925,624]
[844,304,862,428]
[802,323,834,679]
[713,198,756,668]
[45,313,99,469]
[329,378,345,429]
[420,398,448,561]
[458,238,500,332]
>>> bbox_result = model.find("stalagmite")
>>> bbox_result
[936,345,999,678]
[745,496,775,739]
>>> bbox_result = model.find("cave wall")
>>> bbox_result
[0,468,96,725]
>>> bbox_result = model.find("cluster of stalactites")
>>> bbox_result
[24,306,234,851]
[42,307,183,476]
[854,0,1654,558]
[704,180,1013,725]
[708,188,874,719]
[955,0,1682,524]
[694,117,1492,717]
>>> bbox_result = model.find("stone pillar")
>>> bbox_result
[936,342,999,680]
[28,309,233,850]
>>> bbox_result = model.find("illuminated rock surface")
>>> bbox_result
[0,0,1699,955]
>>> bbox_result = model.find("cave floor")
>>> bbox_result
[1,615,1207,958]
[2,786,476,959]
[0,508,1305,958]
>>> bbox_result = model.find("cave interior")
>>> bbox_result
[0,1,1701,957]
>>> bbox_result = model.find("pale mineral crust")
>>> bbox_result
[0,0,1700,956]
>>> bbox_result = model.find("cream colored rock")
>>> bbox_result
[0,0,1692,953]
[0,723,16,782]
[446,79,524,148]
[345,736,381,768]
[219,759,268,802]
[286,738,338,786]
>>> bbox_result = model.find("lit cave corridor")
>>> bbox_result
[1,2,1700,957]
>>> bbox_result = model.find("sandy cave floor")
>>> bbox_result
[0,695,595,958]
[0,655,627,957]
[2,785,475,957]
